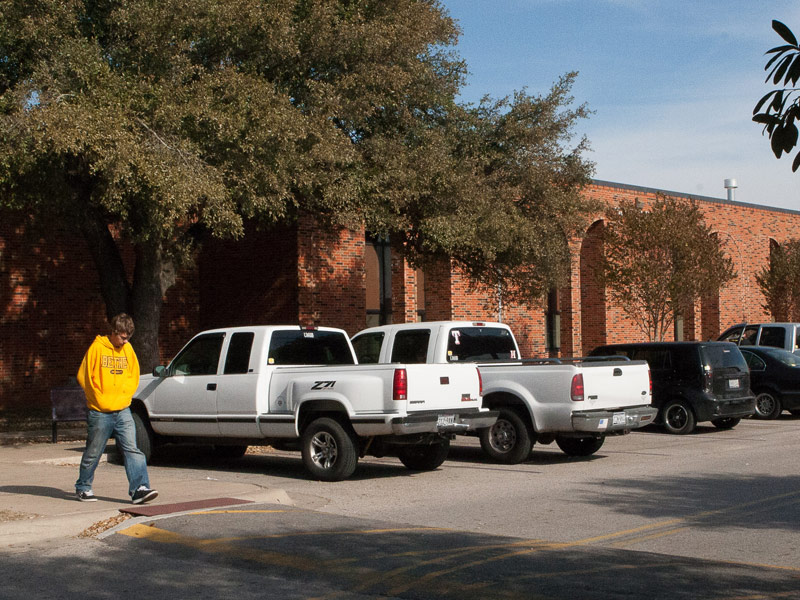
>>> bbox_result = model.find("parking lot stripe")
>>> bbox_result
[574,487,800,548]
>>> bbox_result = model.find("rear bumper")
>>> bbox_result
[693,395,755,421]
[390,408,499,435]
[571,405,658,433]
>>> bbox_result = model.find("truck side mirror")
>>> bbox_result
[153,365,167,378]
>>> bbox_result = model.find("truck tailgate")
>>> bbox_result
[579,360,651,409]
[402,363,482,412]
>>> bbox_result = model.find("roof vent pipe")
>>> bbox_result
[724,178,738,202]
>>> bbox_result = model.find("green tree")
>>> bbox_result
[753,20,800,171]
[598,196,736,341]
[0,0,594,368]
[755,239,800,320]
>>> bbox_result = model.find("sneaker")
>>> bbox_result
[131,486,158,505]
[76,490,97,502]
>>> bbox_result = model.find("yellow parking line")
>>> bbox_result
[117,523,320,570]
[574,488,800,548]
[609,527,689,547]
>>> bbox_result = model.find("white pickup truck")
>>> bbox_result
[130,325,494,481]
[351,321,656,463]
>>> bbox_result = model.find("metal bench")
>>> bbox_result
[50,386,87,442]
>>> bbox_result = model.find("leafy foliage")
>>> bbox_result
[598,196,736,341]
[0,0,595,365]
[753,20,800,171]
[755,239,800,320]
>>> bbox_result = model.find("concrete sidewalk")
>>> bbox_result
[0,439,291,553]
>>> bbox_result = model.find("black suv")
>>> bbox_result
[589,342,755,434]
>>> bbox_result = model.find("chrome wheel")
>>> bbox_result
[301,417,358,481]
[478,407,532,464]
[488,419,517,453]
[309,431,338,470]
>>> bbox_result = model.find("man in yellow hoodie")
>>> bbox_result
[75,313,158,504]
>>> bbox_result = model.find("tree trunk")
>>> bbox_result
[131,242,171,372]
[76,203,131,319]
[76,203,170,372]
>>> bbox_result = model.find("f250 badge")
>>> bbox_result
[311,381,336,390]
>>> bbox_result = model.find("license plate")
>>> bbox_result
[612,412,626,426]
[728,379,740,389]
[437,414,456,427]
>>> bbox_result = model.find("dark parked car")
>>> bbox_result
[589,342,755,434]
[738,346,800,419]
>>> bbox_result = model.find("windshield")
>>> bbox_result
[700,345,747,371]
[446,327,519,361]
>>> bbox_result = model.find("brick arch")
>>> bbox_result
[697,232,724,341]
[765,237,798,322]
[580,219,606,355]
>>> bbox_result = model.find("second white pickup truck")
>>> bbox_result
[130,325,495,481]
[351,321,656,463]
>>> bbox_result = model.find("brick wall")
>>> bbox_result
[296,213,366,336]
[0,212,199,415]
[3,180,800,414]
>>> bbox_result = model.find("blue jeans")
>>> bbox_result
[76,408,150,498]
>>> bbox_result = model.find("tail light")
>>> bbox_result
[703,366,713,392]
[648,368,653,397]
[477,367,483,397]
[570,373,585,402]
[393,368,407,401]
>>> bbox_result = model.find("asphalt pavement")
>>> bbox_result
[0,430,290,553]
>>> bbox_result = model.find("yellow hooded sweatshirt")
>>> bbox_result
[77,335,141,412]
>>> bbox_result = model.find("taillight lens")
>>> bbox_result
[648,368,652,398]
[570,373,584,401]
[477,367,483,397]
[393,368,407,401]
[703,367,713,392]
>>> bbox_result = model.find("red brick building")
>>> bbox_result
[2,180,799,414]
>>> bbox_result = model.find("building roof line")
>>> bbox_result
[591,179,800,216]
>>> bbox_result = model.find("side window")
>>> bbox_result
[169,333,225,376]
[594,347,631,359]
[719,326,744,343]
[742,351,766,371]
[351,332,385,364]
[740,326,759,346]
[391,330,431,364]
[634,349,668,370]
[758,326,786,349]
[224,332,254,374]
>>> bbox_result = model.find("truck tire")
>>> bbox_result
[397,439,450,471]
[661,399,696,435]
[301,417,358,482]
[478,407,532,464]
[132,410,156,462]
[556,435,605,457]
[754,391,782,419]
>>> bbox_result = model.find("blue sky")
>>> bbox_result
[439,0,800,211]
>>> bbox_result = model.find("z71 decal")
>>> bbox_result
[311,381,336,390]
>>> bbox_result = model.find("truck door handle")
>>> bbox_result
[613,368,622,376]
[207,383,217,391]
